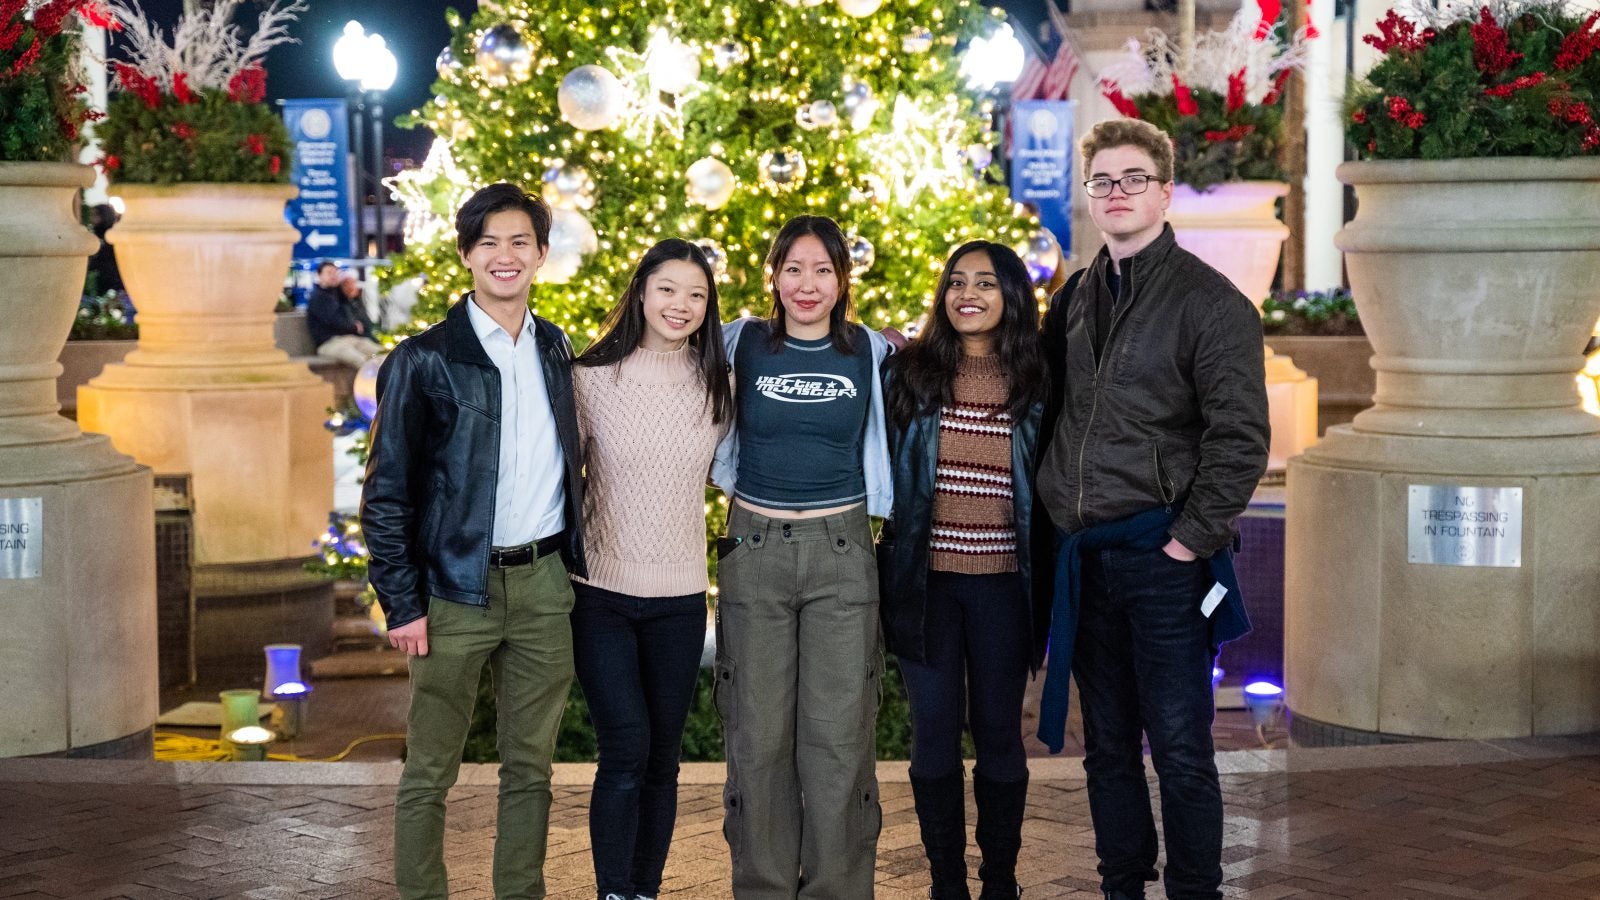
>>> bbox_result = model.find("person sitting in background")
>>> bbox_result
[307,262,382,366]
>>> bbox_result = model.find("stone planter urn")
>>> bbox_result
[0,162,156,758]
[56,338,135,419]
[1168,180,1317,472]
[77,183,334,678]
[1286,158,1600,744]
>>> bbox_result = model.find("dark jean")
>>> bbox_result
[570,582,707,898]
[1072,543,1223,900]
[899,570,1031,783]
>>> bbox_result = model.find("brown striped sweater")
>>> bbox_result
[930,353,1016,574]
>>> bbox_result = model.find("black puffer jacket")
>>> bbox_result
[1037,225,1269,556]
[361,295,587,630]
[877,365,1053,672]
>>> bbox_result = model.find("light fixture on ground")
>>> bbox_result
[219,688,262,753]
[227,725,276,761]
[264,644,312,739]
[1243,680,1285,729]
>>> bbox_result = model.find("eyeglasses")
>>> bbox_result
[1083,175,1165,198]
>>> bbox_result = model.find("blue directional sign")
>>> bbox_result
[1010,100,1076,257]
[284,99,356,261]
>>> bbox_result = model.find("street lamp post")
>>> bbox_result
[332,21,398,259]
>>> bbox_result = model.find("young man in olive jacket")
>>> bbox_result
[361,183,587,900]
[1034,120,1270,900]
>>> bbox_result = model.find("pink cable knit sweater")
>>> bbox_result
[572,345,727,597]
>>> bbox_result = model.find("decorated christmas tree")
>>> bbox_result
[385,0,1043,339]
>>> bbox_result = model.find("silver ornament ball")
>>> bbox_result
[693,238,729,279]
[838,0,884,16]
[475,24,531,85]
[558,64,627,131]
[541,161,596,211]
[436,45,459,80]
[685,156,737,209]
[809,100,838,128]
[1019,228,1062,285]
[847,233,876,276]
[902,27,934,54]
[758,148,808,191]
[712,39,749,72]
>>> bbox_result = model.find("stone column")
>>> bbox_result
[0,162,156,758]
[1286,159,1600,744]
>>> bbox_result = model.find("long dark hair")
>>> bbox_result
[764,215,857,354]
[576,238,733,425]
[886,241,1046,430]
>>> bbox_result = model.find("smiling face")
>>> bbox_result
[1086,143,1172,257]
[942,249,1003,354]
[773,234,841,340]
[639,258,710,352]
[458,208,548,307]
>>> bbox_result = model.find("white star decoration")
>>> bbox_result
[859,95,969,206]
[604,28,705,146]
[385,138,476,247]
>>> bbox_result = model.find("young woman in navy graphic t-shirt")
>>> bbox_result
[709,215,894,898]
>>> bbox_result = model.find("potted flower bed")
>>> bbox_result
[1261,289,1372,432]
[1096,5,1310,301]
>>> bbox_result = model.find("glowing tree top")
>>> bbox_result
[386,0,1043,343]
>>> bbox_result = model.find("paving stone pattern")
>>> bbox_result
[4,749,1600,899]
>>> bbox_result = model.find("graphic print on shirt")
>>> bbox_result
[754,372,858,403]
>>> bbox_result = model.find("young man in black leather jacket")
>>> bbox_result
[361,183,586,900]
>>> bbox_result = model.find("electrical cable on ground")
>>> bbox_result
[154,731,406,762]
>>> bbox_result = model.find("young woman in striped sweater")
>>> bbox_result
[570,239,733,900]
[880,241,1050,900]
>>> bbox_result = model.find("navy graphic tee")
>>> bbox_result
[733,321,872,510]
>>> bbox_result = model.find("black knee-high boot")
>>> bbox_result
[910,770,972,899]
[973,771,1028,899]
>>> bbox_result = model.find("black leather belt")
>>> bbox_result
[489,533,564,568]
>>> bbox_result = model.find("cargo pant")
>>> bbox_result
[714,503,884,899]
[393,551,575,900]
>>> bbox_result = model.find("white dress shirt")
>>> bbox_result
[466,298,566,547]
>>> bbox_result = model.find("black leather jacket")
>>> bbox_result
[1037,225,1269,556]
[360,295,587,630]
[878,366,1053,672]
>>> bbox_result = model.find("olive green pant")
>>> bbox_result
[394,552,575,900]
[715,504,884,899]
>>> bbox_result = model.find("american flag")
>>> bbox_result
[1010,36,1080,102]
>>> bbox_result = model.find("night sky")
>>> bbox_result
[128,0,466,160]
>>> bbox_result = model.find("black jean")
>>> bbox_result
[570,583,707,898]
[1072,544,1222,900]
[899,571,1031,783]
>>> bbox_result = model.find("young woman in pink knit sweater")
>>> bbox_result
[569,239,733,900]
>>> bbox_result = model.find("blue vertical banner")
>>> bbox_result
[284,99,356,261]
[1009,100,1076,257]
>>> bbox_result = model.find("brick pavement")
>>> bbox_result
[4,736,1600,899]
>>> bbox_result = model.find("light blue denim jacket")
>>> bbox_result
[710,316,894,517]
